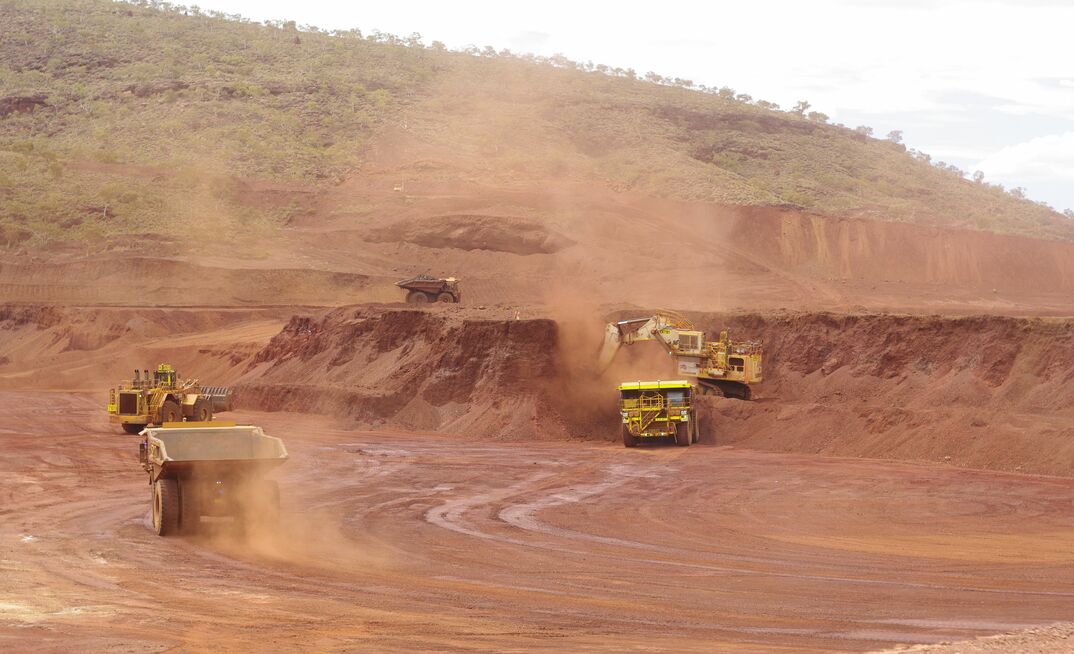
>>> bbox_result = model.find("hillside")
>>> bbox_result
[1,0,1071,257]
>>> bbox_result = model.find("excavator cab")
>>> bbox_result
[672,330,704,356]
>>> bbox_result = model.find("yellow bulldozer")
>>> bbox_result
[107,364,231,434]
[600,311,762,400]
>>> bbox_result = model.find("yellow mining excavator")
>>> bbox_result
[599,311,762,399]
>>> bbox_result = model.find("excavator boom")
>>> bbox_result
[599,314,683,369]
[598,312,763,400]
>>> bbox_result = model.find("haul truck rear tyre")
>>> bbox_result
[152,478,180,536]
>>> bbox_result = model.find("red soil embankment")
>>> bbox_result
[693,311,1074,475]
[4,302,1073,475]
[234,307,565,439]
[729,206,1074,294]
[0,305,286,390]
[0,258,369,306]
[239,306,1074,474]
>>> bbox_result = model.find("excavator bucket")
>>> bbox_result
[598,323,624,370]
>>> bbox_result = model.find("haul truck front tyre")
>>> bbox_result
[676,422,691,447]
[190,398,212,422]
[160,400,181,424]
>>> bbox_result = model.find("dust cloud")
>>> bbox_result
[196,479,395,573]
[539,285,680,438]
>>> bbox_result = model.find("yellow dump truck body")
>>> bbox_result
[618,380,698,447]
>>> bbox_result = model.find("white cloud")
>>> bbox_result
[976,133,1074,183]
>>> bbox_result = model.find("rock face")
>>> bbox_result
[692,311,1074,476]
[5,301,1074,475]
[235,307,564,439]
[234,305,1074,475]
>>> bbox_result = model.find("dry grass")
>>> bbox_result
[0,0,1069,251]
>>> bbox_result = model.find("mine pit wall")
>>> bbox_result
[4,302,1072,475]
[234,308,567,440]
[238,306,1074,476]
[0,305,286,391]
[728,206,1074,293]
[687,311,1074,476]
[0,258,371,306]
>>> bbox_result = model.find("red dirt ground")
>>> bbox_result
[3,395,1074,653]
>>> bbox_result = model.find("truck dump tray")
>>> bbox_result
[144,425,288,481]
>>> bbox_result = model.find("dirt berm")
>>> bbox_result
[236,306,1074,476]
[690,311,1074,476]
[4,302,1073,475]
[235,307,570,439]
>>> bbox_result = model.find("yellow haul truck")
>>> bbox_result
[618,380,699,448]
[140,423,288,536]
[108,364,231,434]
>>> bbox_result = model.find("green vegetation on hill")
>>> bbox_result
[0,0,432,248]
[0,0,1070,251]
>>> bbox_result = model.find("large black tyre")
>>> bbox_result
[190,398,212,423]
[622,426,638,448]
[179,479,200,534]
[122,423,146,435]
[676,422,691,447]
[437,292,454,303]
[152,478,180,536]
[407,290,429,304]
[159,400,181,424]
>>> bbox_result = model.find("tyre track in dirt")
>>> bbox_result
[3,394,1074,652]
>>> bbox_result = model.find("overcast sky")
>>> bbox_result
[193,0,1074,213]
